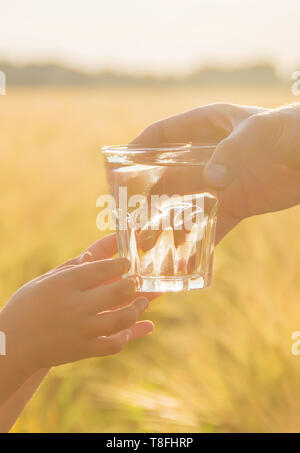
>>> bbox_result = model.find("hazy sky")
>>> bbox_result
[1,0,299,75]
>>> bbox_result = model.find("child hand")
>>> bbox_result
[0,235,153,375]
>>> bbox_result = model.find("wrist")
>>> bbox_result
[0,310,39,379]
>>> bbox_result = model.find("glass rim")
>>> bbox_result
[102,142,217,154]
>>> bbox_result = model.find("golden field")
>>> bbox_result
[1,85,300,433]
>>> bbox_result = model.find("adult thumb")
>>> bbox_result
[204,114,266,188]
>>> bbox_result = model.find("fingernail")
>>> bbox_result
[126,330,132,341]
[78,253,85,263]
[78,251,93,263]
[205,164,228,187]
[128,276,138,290]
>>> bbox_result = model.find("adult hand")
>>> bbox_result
[132,103,300,243]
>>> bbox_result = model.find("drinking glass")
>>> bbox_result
[101,143,219,292]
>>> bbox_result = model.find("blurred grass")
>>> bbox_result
[1,85,300,433]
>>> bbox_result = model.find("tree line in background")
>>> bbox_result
[0,62,293,86]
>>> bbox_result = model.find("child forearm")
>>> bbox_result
[0,368,50,433]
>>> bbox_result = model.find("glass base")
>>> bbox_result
[129,274,211,293]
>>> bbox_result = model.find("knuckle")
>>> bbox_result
[198,102,232,117]
[210,102,229,111]
[248,112,273,130]
[247,114,262,129]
